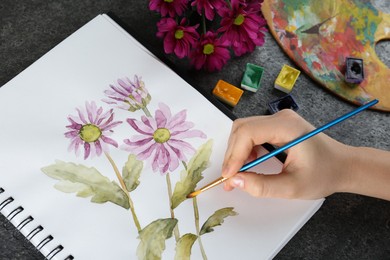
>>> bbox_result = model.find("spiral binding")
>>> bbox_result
[0,187,74,259]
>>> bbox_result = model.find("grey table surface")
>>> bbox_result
[1,1,390,259]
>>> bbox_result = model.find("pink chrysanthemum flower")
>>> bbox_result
[65,101,122,160]
[218,0,267,56]
[191,0,227,21]
[149,0,189,17]
[189,31,230,72]
[157,18,200,58]
[102,75,151,112]
[122,103,206,175]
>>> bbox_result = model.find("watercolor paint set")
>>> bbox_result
[212,63,301,109]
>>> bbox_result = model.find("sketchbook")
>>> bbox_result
[0,14,324,259]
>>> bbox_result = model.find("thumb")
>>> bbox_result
[224,172,297,199]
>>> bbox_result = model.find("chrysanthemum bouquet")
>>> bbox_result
[149,0,267,72]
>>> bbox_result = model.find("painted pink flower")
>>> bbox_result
[189,31,230,72]
[157,18,199,58]
[65,101,122,159]
[191,0,227,21]
[149,0,189,17]
[218,0,267,56]
[122,103,206,175]
[102,75,151,112]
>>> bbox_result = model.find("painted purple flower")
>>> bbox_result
[218,0,267,56]
[191,0,227,21]
[189,31,230,72]
[149,0,189,17]
[65,101,122,159]
[102,75,151,112]
[157,18,199,58]
[122,103,206,175]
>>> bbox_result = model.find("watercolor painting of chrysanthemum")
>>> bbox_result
[65,101,122,159]
[102,75,151,114]
[42,75,238,260]
[122,102,207,174]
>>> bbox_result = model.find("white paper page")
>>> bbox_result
[0,14,324,260]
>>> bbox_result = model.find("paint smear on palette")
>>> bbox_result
[262,0,390,111]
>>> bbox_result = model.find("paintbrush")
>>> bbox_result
[187,99,379,199]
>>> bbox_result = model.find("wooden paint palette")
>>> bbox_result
[262,0,390,111]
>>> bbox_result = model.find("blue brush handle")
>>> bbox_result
[239,99,379,172]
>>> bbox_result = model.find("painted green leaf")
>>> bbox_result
[41,160,130,209]
[137,218,178,260]
[200,207,238,235]
[122,154,143,192]
[171,139,213,209]
[174,233,198,260]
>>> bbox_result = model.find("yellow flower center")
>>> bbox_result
[153,128,171,143]
[164,0,173,2]
[79,124,102,143]
[175,29,184,39]
[234,14,245,25]
[203,44,214,55]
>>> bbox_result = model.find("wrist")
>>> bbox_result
[340,146,390,200]
[336,145,361,194]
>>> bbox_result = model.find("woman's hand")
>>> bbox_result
[221,109,390,201]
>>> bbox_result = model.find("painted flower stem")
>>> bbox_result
[193,197,207,260]
[142,106,152,117]
[166,173,180,241]
[105,152,142,233]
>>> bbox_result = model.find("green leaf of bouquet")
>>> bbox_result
[122,154,143,192]
[200,207,238,235]
[171,139,213,209]
[137,218,178,260]
[41,160,130,209]
[174,233,198,260]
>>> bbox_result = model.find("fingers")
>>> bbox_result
[223,172,298,199]
[222,110,314,179]
[222,116,274,179]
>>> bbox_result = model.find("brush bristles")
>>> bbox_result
[186,190,201,198]
[186,177,227,199]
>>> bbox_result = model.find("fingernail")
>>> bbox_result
[231,176,244,189]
